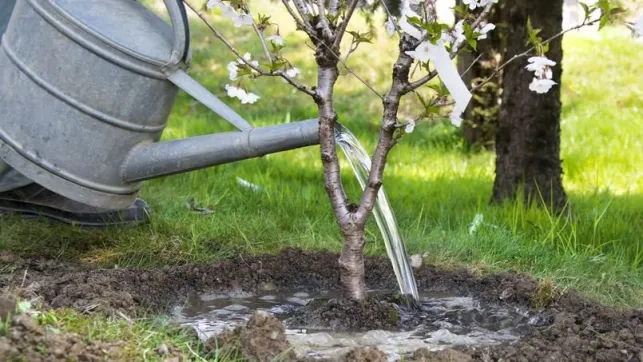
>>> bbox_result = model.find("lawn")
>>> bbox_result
[0,2,642,358]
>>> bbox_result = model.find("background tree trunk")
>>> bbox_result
[458,3,508,151]
[492,0,568,210]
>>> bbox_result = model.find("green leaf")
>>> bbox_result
[347,30,373,44]
[407,16,424,26]
[610,7,626,15]
[421,22,451,44]
[463,22,479,50]
[453,4,468,17]
[579,2,595,22]
[599,14,609,30]
[468,38,477,51]
[269,59,288,72]
[428,83,450,97]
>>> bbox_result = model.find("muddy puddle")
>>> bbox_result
[1,248,641,361]
[173,289,535,360]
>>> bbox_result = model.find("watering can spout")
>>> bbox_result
[122,119,320,183]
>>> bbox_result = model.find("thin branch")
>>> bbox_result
[282,0,316,35]
[332,0,360,49]
[240,0,271,62]
[317,0,334,40]
[471,17,601,93]
[248,9,273,63]
[183,0,315,97]
[354,39,415,220]
[378,0,402,37]
[471,3,494,29]
[460,53,484,79]
[338,39,359,73]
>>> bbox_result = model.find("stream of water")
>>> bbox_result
[335,125,419,300]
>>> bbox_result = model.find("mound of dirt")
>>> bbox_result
[286,297,401,331]
[0,313,121,361]
[344,346,388,362]
[205,311,296,362]
[1,247,641,361]
[410,348,473,362]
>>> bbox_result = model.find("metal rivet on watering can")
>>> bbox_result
[0,0,320,210]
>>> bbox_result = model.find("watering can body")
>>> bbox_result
[0,0,319,210]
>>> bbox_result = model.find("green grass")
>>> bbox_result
[1,2,641,314]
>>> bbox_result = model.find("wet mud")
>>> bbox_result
[0,248,641,361]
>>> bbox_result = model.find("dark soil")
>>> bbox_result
[286,297,402,331]
[204,310,296,362]
[0,311,122,361]
[0,247,641,361]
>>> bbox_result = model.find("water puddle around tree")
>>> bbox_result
[173,289,534,360]
[335,125,419,299]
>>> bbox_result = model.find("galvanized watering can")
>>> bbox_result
[0,0,320,209]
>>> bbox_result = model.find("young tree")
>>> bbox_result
[185,0,621,299]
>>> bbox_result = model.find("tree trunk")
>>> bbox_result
[458,3,507,150]
[338,226,367,300]
[492,0,568,210]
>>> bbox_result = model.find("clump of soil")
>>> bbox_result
[0,313,121,361]
[286,297,401,331]
[344,346,388,362]
[205,311,296,362]
[1,247,642,361]
[0,294,17,320]
[411,348,473,362]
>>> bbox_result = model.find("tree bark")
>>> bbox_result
[492,0,568,210]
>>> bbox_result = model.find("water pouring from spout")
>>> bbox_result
[335,124,419,300]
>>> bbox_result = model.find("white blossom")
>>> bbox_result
[525,56,556,78]
[479,0,499,6]
[266,35,285,46]
[385,17,397,37]
[406,40,440,63]
[241,52,259,67]
[463,0,479,10]
[285,67,300,78]
[206,0,253,28]
[234,14,254,27]
[476,23,496,40]
[529,78,557,94]
[463,0,498,10]
[442,20,466,46]
[225,84,260,104]
[227,53,258,80]
[227,61,239,80]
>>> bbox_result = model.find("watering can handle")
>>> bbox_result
[161,1,253,131]
[163,0,191,65]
